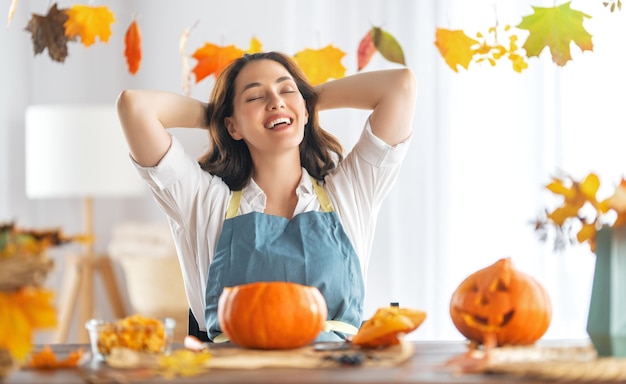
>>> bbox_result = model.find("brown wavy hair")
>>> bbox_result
[198,52,343,191]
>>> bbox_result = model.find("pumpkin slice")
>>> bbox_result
[351,305,426,348]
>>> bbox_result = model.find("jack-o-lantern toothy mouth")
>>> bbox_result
[456,309,515,331]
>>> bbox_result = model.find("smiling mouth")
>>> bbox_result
[457,309,515,331]
[265,117,293,129]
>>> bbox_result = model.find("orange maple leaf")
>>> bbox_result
[191,37,262,84]
[124,17,142,75]
[0,288,56,361]
[293,45,346,86]
[64,5,115,47]
[434,28,479,72]
[27,345,84,369]
[191,44,242,83]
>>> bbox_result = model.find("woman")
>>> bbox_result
[116,52,416,342]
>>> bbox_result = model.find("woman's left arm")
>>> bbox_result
[315,68,417,146]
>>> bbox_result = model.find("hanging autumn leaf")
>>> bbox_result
[7,0,19,28]
[357,29,377,71]
[190,37,262,84]
[293,45,346,85]
[603,0,623,12]
[191,43,244,83]
[24,3,73,63]
[124,17,142,75]
[64,5,115,47]
[358,27,406,71]
[246,36,263,54]
[434,28,479,72]
[179,23,196,95]
[371,27,406,66]
[516,2,593,66]
[472,25,528,73]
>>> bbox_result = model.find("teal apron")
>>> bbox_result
[204,177,365,342]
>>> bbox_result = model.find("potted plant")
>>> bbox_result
[534,172,626,357]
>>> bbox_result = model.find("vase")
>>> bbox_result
[586,226,626,357]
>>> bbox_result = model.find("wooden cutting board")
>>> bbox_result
[104,339,415,370]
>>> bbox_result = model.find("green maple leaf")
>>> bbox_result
[517,1,593,66]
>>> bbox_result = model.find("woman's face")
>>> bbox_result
[225,59,308,158]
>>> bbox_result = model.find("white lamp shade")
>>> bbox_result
[25,104,145,198]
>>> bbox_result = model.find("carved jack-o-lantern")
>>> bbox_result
[449,258,552,347]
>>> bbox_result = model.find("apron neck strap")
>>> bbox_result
[309,176,334,213]
[226,190,242,219]
[225,176,334,219]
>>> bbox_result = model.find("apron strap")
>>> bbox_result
[225,190,242,219]
[309,176,334,213]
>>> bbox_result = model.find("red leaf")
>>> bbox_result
[124,17,141,75]
[357,29,376,71]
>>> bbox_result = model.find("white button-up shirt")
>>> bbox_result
[133,118,411,330]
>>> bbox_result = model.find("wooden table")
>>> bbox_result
[4,340,594,383]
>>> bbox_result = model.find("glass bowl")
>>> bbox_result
[85,316,176,360]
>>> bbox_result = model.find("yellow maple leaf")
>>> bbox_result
[293,45,346,86]
[64,5,115,47]
[0,288,56,361]
[434,28,479,72]
[246,36,263,54]
[545,173,601,226]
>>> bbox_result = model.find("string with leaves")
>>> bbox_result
[10,2,407,95]
[435,0,617,73]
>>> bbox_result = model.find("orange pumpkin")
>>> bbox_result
[449,258,552,347]
[352,304,426,348]
[217,281,328,349]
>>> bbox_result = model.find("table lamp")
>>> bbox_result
[25,104,145,343]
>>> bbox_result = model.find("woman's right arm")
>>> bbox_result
[116,90,207,167]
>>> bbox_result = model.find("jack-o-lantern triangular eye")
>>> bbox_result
[495,279,508,292]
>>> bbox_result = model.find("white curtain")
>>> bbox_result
[3,0,625,342]
[366,0,624,341]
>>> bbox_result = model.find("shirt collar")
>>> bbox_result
[241,168,315,211]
